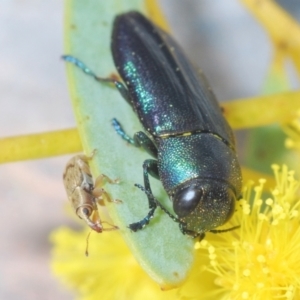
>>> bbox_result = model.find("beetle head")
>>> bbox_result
[172,179,236,238]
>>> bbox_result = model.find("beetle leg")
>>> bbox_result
[113,81,131,104]
[143,159,160,208]
[62,55,132,104]
[128,207,156,232]
[210,225,240,234]
[135,181,179,222]
[130,183,181,231]
[112,118,158,158]
[134,132,158,158]
[128,159,162,232]
[178,223,205,239]
[112,118,135,145]
[127,159,159,232]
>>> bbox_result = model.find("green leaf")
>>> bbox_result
[64,0,194,288]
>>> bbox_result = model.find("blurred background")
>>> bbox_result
[1,0,299,299]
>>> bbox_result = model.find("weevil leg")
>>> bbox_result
[62,55,132,104]
[93,174,122,205]
[112,118,158,158]
[92,187,122,205]
[101,221,119,230]
[94,173,120,187]
[91,187,105,205]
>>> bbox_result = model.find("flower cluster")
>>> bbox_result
[51,165,300,299]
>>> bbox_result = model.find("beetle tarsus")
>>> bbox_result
[111,118,135,145]
[128,207,156,232]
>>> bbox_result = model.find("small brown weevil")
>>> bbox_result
[63,152,119,233]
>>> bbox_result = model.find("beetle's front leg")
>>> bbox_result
[128,159,159,232]
[132,182,182,232]
[142,159,159,209]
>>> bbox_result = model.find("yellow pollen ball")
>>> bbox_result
[258,213,267,220]
[256,199,263,206]
[210,260,217,267]
[242,204,250,214]
[257,282,264,288]
[194,242,201,249]
[208,246,215,254]
[209,254,216,260]
[200,240,208,247]
[291,210,298,217]
[271,164,280,171]
[273,204,283,214]
[257,255,266,263]
[263,267,270,274]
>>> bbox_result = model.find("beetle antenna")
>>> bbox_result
[134,183,180,223]
[210,225,240,234]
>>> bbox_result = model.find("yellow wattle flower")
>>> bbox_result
[284,112,300,151]
[50,229,178,300]
[51,165,300,299]
[186,164,300,299]
[1,0,299,298]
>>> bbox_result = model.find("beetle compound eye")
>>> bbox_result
[173,187,203,218]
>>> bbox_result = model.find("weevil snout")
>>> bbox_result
[172,180,236,237]
[76,204,103,233]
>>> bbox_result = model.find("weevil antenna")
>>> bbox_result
[85,230,92,257]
